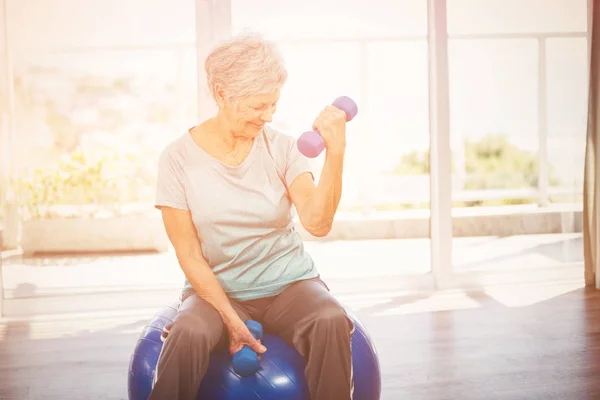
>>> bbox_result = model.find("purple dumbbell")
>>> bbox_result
[296,96,358,158]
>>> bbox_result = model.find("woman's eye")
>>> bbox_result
[250,103,276,112]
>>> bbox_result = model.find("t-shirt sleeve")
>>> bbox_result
[284,137,315,187]
[155,146,189,211]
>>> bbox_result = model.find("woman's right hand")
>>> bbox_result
[226,319,267,356]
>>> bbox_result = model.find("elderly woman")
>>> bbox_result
[149,33,354,400]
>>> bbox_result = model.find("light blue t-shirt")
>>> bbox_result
[154,125,319,301]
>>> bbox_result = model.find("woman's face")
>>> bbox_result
[222,89,280,138]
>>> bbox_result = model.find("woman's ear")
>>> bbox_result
[214,85,226,107]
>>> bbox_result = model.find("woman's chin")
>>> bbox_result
[246,123,265,135]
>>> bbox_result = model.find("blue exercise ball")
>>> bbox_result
[128,303,381,400]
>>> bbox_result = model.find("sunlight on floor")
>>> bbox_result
[343,279,587,317]
[0,310,155,340]
[483,280,586,307]
[22,317,149,340]
[369,291,481,316]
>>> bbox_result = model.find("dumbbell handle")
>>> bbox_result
[296,96,358,158]
[232,320,263,377]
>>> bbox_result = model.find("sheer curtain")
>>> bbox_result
[584,0,599,287]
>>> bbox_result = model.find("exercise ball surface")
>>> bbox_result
[128,304,381,400]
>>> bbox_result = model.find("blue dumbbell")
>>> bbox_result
[232,320,263,377]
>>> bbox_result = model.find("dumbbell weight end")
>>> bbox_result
[296,96,358,158]
[231,320,264,377]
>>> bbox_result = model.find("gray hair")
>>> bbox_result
[205,33,288,102]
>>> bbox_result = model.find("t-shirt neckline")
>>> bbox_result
[184,128,262,171]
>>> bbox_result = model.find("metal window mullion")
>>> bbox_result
[538,38,550,206]
[358,40,373,215]
[194,0,233,121]
[428,0,453,287]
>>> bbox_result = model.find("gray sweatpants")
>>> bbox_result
[148,276,354,400]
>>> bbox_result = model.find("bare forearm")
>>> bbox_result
[304,152,344,235]
[178,251,239,326]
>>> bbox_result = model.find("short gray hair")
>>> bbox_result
[205,33,288,102]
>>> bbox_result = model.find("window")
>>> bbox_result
[449,39,540,203]
[231,0,427,40]
[8,0,197,217]
[447,0,588,35]
[546,37,588,191]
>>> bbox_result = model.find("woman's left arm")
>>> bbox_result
[289,105,348,237]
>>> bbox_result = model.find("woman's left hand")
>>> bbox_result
[312,105,348,156]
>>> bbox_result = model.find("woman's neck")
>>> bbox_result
[210,114,254,150]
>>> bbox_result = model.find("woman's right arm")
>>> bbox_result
[161,206,240,327]
[161,207,267,356]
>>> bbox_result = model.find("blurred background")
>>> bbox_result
[0,0,591,314]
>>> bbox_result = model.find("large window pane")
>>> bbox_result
[449,35,586,274]
[231,0,427,39]
[449,38,539,206]
[546,37,588,195]
[8,0,198,220]
[12,48,198,217]
[366,40,430,210]
[447,0,588,35]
